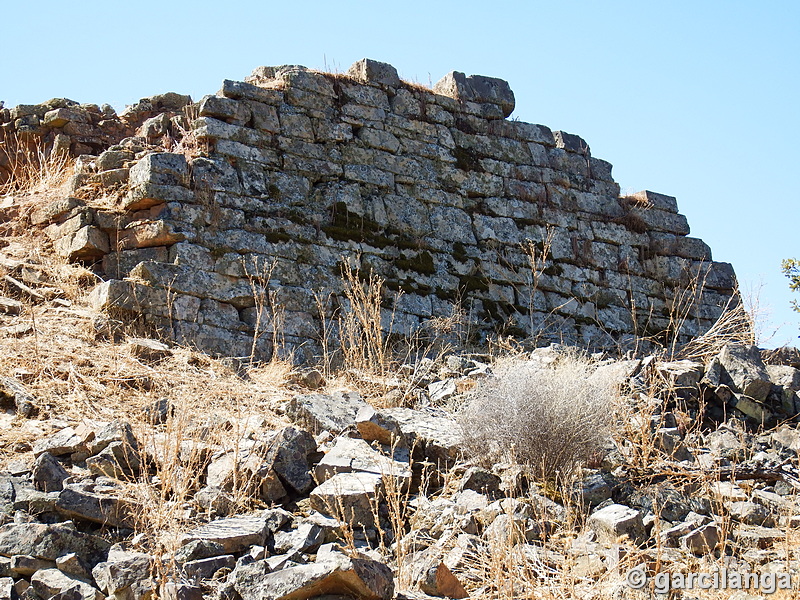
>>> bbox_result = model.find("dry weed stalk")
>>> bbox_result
[676,293,755,363]
[0,130,74,197]
[241,256,285,365]
[338,262,395,380]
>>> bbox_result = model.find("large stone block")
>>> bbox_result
[434,71,515,118]
[348,58,401,88]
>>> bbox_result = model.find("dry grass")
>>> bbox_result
[0,130,74,197]
[458,350,620,485]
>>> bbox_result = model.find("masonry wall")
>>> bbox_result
[27,59,737,361]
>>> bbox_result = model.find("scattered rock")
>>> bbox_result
[181,513,271,554]
[0,376,38,418]
[287,391,369,434]
[233,549,393,600]
[0,523,110,566]
[310,472,382,527]
[31,452,69,492]
[587,504,644,545]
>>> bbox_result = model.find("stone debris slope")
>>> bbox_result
[0,274,799,600]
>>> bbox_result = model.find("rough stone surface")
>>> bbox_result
[0,523,110,566]
[32,452,69,492]
[587,504,644,545]
[233,550,393,600]
[286,391,369,434]
[310,472,382,526]
[181,514,271,554]
[718,344,772,402]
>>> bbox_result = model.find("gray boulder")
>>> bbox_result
[233,549,393,600]
[717,344,772,402]
[587,504,644,545]
[32,452,69,492]
[0,523,110,566]
[287,391,369,435]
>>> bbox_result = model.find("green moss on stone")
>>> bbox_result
[453,146,481,172]
[452,241,470,263]
[396,251,436,275]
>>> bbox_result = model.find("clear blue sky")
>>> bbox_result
[4,1,799,347]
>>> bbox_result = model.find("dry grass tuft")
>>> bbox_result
[0,130,74,197]
[458,350,620,485]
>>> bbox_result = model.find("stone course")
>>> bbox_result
[7,58,737,360]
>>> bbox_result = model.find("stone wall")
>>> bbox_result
[22,59,737,361]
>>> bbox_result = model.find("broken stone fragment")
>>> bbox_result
[347,59,401,88]
[355,406,403,447]
[420,562,468,599]
[261,427,318,495]
[0,523,110,566]
[380,407,462,463]
[55,484,138,528]
[86,441,142,480]
[92,547,155,600]
[55,553,92,581]
[313,437,410,484]
[53,226,109,261]
[433,71,515,118]
[458,466,501,497]
[273,521,325,554]
[233,549,393,600]
[30,569,102,600]
[587,504,644,545]
[32,452,69,492]
[310,472,383,527]
[160,582,202,600]
[181,513,271,554]
[182,554,235,582]
[10,555,56,577]
[680,522,721,554]
[287,391,370,435]
[0,297,23,315]
[0,376,39,418]
[717,344,772,402]
[727,501,774,527]
[90,421,138,455]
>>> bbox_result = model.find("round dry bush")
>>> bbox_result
[458,352,620,482]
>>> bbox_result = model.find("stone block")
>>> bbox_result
[123,183,194,211]
[181,514,270,554]
[348,58,401,87]
[629,190,679,213]
[434,71,515,117]
[718,344,772,401]
[220,79,284,105]
[287,390,370,434]
[198,95,251,125]
[587,503,644,544]
[310,472,383,526]
[53,225,110,262]
[232,549,393,600]
[55,485,137,528]
[314,437,410,484]
[117,220,185,250]
[30,569,102,600]
[129,152,188,187]
[553,130,590,155]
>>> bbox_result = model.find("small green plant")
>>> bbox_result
[782,258,800,316]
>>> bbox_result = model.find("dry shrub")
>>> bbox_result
[458,351,619,483]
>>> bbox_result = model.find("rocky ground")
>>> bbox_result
[2,206,800,599]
